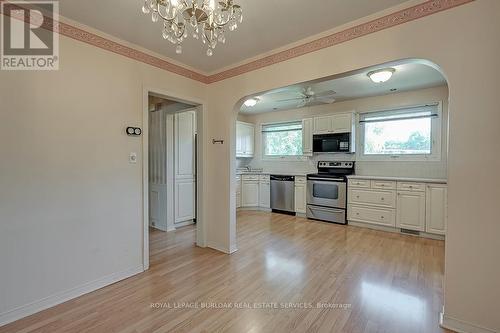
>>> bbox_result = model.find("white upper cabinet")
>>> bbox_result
[313,113,354,135]
[313,115,334,134]
[331,113,353,133]
[236,121,255,157]
[426,184,447,235]
[302,118,313,156]
[396,190,426,231]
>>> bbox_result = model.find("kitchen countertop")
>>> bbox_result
[236,171,311,177]
[347,175,447,184]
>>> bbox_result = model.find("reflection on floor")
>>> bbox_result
[1,211,449,333]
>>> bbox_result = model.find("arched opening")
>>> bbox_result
[229,58,450,330]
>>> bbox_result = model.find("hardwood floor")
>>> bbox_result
[1,211,450,333]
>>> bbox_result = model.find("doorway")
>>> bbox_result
[143,90,204,270]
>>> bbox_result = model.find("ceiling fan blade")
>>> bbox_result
[274,95,308,103]
[297,100,308,108]
[315,96,336,104]
[314,90,337,98]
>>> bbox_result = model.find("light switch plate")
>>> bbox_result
[129,152,137,164]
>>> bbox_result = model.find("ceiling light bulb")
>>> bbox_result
[244,98,258,107]
[368,68,396,83]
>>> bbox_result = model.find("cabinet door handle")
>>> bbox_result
[381,216,385,219]
[381,197,385,201]
[356,195,360,199]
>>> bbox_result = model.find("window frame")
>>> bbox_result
[357,102,443,162]
[261,120,307,161]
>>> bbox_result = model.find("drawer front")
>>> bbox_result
[348,205,396,227]
[348,179,370,188]
[397,182,425,192]
[371,180,396,190]
[348,189,396,208]
[295,176,307,184]
[242,175,259,182]
[259,175,270,182]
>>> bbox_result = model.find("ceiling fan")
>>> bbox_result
[274,87,336,108]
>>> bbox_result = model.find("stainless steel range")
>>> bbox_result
[306,161,355,224]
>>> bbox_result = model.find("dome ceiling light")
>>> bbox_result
[243,98,259,107]
[367,68,396,83]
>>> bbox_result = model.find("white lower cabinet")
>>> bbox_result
[348,205,395,227]
[349,188,396,208]
[348,178,447,237]
[294,176,307,214]
[425,184,447,235]
[242,177,259,207]
[259,175,270,208]
[239,174,271,209]
[396,190,426,231]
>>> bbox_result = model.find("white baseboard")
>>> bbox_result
[0,265,144,328]
[348,220,445,240]
[206,241,235,254]
[238,207,271,212]
[440,312,497,333]
[174,220,195,228]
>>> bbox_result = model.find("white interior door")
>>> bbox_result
[149,110,171,231]
[174,109,197,224]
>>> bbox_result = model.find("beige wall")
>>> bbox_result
[0,35,207,323]
[1,0,499,332]
[205,1,500,331]
[240,85,449,179]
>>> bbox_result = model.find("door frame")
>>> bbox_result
[142,86,206,271]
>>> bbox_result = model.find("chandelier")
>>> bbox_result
[141,0,243,56]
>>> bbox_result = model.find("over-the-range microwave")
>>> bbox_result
[313,132,355,153]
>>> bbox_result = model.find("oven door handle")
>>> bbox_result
[308,177,345,182]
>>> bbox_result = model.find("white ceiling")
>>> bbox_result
[58,0,409,73]
[240,62,447,114]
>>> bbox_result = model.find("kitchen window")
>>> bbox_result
[262,121,303,159]
[359,103,442,161]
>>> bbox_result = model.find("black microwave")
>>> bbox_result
[313,133,353,153]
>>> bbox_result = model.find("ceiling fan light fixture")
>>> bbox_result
[244,98,259,107]
[368,68,396,83]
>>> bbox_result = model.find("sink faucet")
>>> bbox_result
[245,165,251,171]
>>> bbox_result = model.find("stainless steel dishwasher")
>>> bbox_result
[270,175,295,213]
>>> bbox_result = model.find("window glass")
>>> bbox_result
[262,122,303,156]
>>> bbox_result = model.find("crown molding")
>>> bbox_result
[0,0,474,84]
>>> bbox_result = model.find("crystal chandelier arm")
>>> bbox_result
[155,2,177,21]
